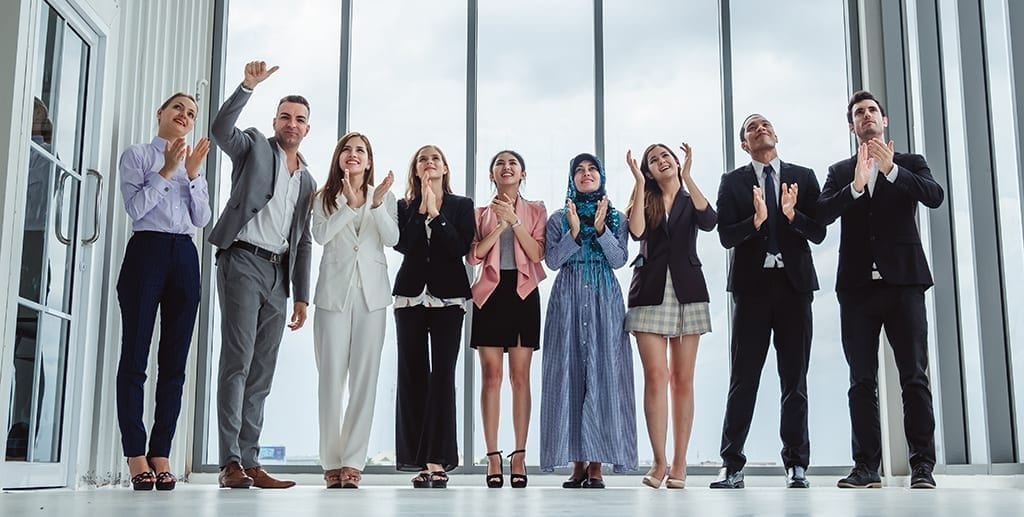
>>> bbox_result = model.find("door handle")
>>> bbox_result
[54,170,72,246]
[82,169,103,244]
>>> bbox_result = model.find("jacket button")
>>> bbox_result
[266,194,273,199]
[251,208,258,213]
[353,245,359,252]
[870,236,876,241]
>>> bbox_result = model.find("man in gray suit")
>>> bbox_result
[209,61,315,489]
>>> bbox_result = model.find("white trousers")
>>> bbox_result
[313,296,386,470]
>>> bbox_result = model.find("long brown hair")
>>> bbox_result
[318,132,375,215]
[628,143,684,231]
[404,144,454,201]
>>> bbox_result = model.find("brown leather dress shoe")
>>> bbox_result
[245,466,296,489]
[218,461,253,489]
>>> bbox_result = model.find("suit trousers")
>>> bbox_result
[838,282,936,470]
[115,232,201,458]
[394,305,463,472]
[313,298,386,470]
[216,246,288,468]
[720,269,813,470]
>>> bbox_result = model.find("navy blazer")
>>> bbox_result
[717,161,826,294]
[393,193,475,299]
[817,152,944,290]
[627,190,717,307]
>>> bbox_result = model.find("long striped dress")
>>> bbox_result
[540,208,638,472]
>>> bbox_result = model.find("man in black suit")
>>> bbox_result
[711,114,826,489]
[819,90,944,489]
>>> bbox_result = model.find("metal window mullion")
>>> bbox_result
[337,0,352,137]
[594,0,604,161]
[462,0,478,469]
[954,0,1017,464]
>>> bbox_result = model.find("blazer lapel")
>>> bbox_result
[667,189,689,231]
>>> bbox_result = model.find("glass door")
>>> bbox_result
[2,0,97,488]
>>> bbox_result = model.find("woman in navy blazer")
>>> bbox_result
[624,143,716,489]
[392,144,475,488]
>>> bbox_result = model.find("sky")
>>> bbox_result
[196,0,1024,470]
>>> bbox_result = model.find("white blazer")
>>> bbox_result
[311,184,399,312]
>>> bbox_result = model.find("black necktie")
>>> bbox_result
[763,164,780,255]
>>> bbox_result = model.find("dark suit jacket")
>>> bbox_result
[393,193,475,299]
[628,190,718,307]
[208,85,316,303]
[817,152,944,290]
[717,161,826,294]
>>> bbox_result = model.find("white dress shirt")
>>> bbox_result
[236,144,304,254]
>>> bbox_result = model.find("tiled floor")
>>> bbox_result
[2,474,1023,516]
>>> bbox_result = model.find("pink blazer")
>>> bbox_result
[468,197,547,308]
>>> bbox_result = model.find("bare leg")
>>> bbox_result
[508,346,533,476]
[668,334,699,481]
[636,332,670,479]
[478,347,504,477]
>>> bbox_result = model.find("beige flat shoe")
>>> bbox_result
[665,477,686,489]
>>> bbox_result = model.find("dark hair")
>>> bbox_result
[847,90,885,124]
[738,113,767,143]
[489,149,526,172]
[158,92,197,111]
[278,95,310,116]
[318,132,375,215]
[629,143,682,231]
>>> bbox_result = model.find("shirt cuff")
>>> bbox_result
[885,164,899,182]
[240,83,253,93]
[850,181,865,199]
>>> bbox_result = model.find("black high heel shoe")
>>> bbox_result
[147,457,177,491]
[128,459,154,491]
[507,449,528,488]
[485,450,503,488]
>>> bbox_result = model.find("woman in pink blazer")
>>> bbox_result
[468,150,547,488]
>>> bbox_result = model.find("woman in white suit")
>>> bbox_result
[311,131,398,488]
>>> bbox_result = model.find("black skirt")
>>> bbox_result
[471,270,541,350]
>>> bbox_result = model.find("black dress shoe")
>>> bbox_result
[786,466,810,488]
[709,467,744,489]
[837,464,881,488]
[910,464,936,489]
[562,476,587,488]
[582,477,605,489]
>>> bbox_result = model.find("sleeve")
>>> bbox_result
[891,154,944,208]
[544,210,581,270]
[817,163,858,226]
[187,175,212,228]
[596,212,629,269]
[310,192,359,245]
[372,191,400,248]
[716,173,762,249]
[119,145,172,222]
[210,84,256,161]
[428,196,475,259]
[784,169,826,244]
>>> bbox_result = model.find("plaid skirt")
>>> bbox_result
[625,269,712,337]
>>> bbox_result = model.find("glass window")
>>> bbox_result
[206,0,342,466]
[472,0,594,467]
[603,0,727,468]
[348,0,468,467]
[727,0,852,466]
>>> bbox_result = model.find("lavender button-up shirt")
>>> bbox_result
[119,136,211,235]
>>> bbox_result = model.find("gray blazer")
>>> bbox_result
[208,84,316,303]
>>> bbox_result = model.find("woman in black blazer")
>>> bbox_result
[624,143,717,489]
[392,144,475,488]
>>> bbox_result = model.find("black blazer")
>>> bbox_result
[393,193,475,299]
[717,161,826,294]
[817,152,944,290]
[628,190,717,307]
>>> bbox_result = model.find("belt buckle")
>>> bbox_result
[268,252,282,265]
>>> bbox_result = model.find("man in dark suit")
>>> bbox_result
[819,90,944,489]
[209,61,316,489]
[711,114,826,489]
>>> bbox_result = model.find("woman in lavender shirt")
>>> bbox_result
[116,92,210,491]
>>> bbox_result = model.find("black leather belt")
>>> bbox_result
[231,241,286,265]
